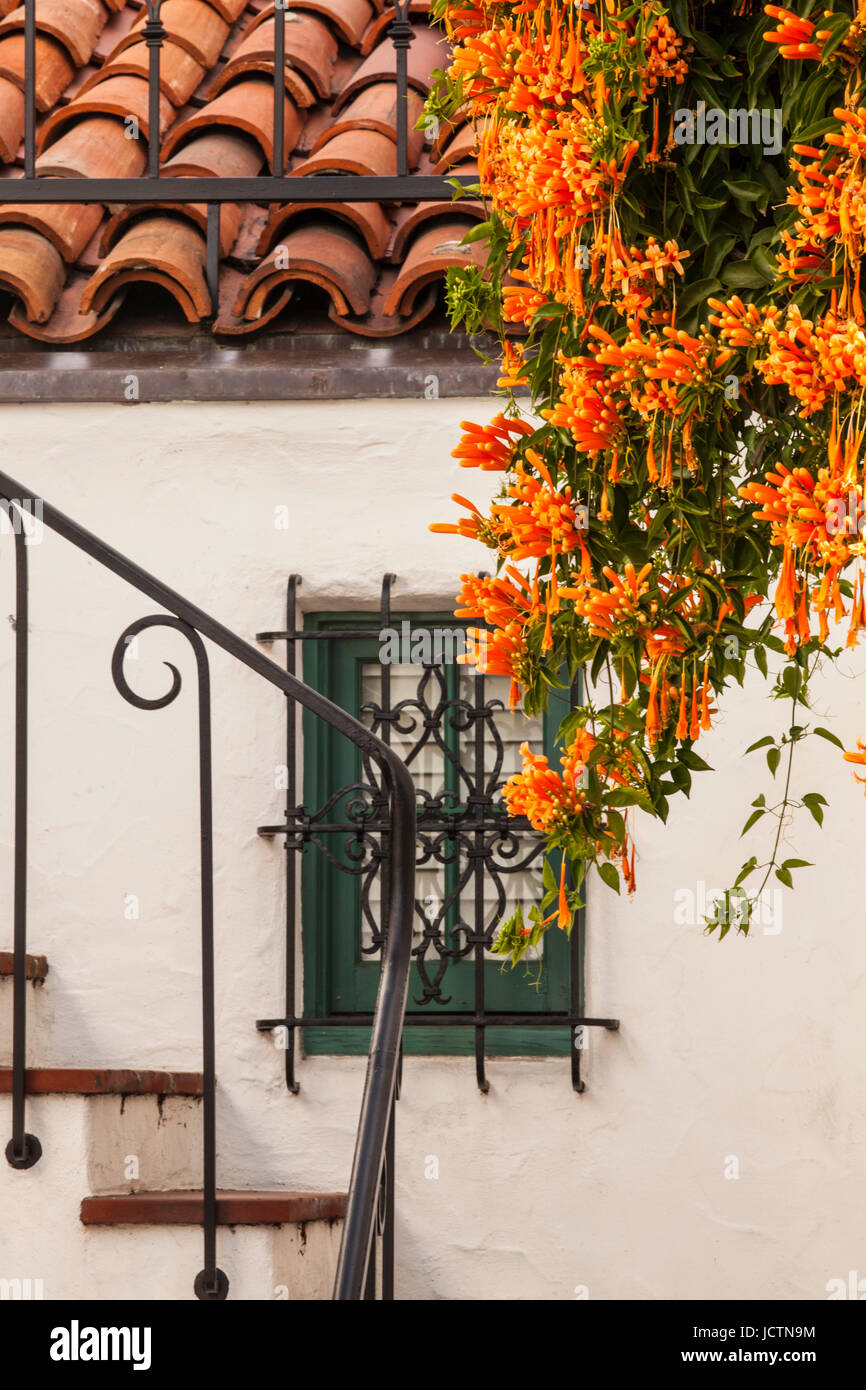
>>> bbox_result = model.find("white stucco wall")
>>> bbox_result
[0,399,864,1301]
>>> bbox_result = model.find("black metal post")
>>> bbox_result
[274,0,286,176]
[143,1,166,179]
[3,503,41,1170]
[390,2,415,178]
[24,0,35,180]
[283,576,300,1093]
[206,203,221,313]
[110,616,227,1301]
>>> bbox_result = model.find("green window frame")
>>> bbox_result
[300,610,582,1056]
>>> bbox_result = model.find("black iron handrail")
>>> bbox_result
[0,470,416,1301]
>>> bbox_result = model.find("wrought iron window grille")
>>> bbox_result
[255,575,620,1096]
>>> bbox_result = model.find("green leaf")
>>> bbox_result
[781,858,812,870]
[598,862,621,895]
[722,180,768,203]
[679,749,713,771]
[741,808,765,836]
[814,726,844,749]
[775,867,793,888]
[766,746,781,776]
[721,261,770,289]
[745,735,774,754]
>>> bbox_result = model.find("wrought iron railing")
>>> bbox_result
[7,0,475,313]
[0,472,416,1301]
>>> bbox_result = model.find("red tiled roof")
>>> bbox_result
[0,0,484,343]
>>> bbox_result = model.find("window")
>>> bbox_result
[299,609,582,1058]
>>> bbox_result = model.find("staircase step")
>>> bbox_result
[0,1068,203,1095]
[81,1191,347,1226]
[0,951,48,981]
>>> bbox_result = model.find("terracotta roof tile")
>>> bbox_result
[332,22,446,111]
[0,5,482,345]
[359,1,429,56]
[0,0,108,70]
[237,13,338,99]
[232,219,376,320]
[290,0,374,48]
[0,72,23,159]
[38,74,176,149]
[0,198,101,259]
[292,125,395,176]
[161,128,263,178]
[79,40,205,107]
[382,217,488,315]
[258,197,390,260]
[118,0,229,69]
[161,78,300,172]
[81,213,211,317]
[318,80,425,166]
[9,270,123,338]
[0,32,76,110]
[35,112,147,176]
[101,199,242,257]
[0,224,65,319]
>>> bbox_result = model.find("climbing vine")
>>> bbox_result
[424,0,866,960]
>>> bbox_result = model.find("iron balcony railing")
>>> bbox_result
[7,0,475,310]
[0,472,417,1301]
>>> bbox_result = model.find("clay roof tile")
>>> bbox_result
[79,40,205,107]
[37,74,175,150]
[81,213,211,318]
[257,198,390,261]
[0,200,102,261]
[0,0,108,70]
[234,220,376,319]
[0,71,23,160]
[35,112,147,177]
[382,217,487,316]
[332,23,446,113]
[0,32,76,111]
[161,78,301,173]
[0,225,65,320]
[116,0,229,70]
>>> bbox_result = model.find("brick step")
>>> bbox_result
[0,951,48,981]
[81,1191,347,1226]
[0,1068,203,1095]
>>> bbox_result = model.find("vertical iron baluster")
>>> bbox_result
[283,576,300,1093]
[143,1,165,178]
[111,616,228,1300]
[378,574,395,912]
[23,0,35,179]
[273,0,286,176]
[569,672,585,1092]
[205,203,221,314]
[3,501,41,1170]
[389,2,415,178]
[473,659,488,1093]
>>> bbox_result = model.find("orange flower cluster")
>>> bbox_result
[503,740,587,834]
[454,568,544,704]
[740,457,866,651]
[545,321,732,483]
[778,111,866,310]
[451,413,534,471]
[504,730,638,893]
[763,4,832,61]
[753,307,866,416]
[446,0,688,315]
